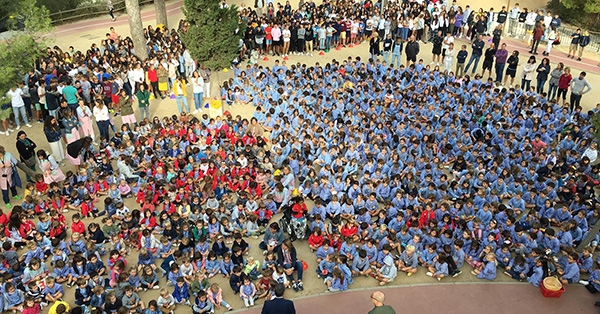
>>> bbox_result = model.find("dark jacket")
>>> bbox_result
[261,297,296,314]
[277,246,298,266]
[405,40,420,58]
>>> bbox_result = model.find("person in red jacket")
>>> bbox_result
[341,218,359,241]
[530,21,544,55]
[308,228,324,252]
[71,213,86,237]
[418,203,436,229]
[557,66,572,107]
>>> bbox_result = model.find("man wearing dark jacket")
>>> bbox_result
[404,35,420,66]
[261,283,296,314]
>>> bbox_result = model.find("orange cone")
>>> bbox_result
[349,44,354,48]
[336,44,342,50]
[319,51,325,55]
[263,56,269,61]
[283,56,289,60]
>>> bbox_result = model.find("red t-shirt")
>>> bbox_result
[265,26,273,40]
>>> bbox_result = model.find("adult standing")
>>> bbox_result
[542,26,557,56]
[507,3,520,37]
[548,62,564,101]
[369,33,381,61]
[464,34,484,75]
[557,67,572,107]
[93,100,111,141]
[260,284,295,314]
[492,24,503,50]
[173,76,189,114]
[404,35,420,66]
[0,146,20,209]
[494,43,508,84]
[62,80,79,112]
[107,0,115,21]
[530,22,544,55]
[15,130,37,181]
[66,136,93,169]
[43,116,65,164]
[118,89,136,127]
[569,71,592,111]
[521,56,537,91]
[481,42,496,79]
[135,83,150,121]
[61,108,81,144]
[37,149,65,184]
[277,239,304,291]
[76,99,95,140]
[577,30,590,62]
[368,291,396,314]
[199,66,211,98]
[535,57,551,94]
[191,71,204,114]
[6,83,32,129]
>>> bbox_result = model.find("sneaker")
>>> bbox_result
[15,125,20,130]
[298,281,304,291]
[437,277,441,281]
[12,195,21,200]
[426,272,433,277]
[407,272,412,277]
[4,131,8,136]
[153,285,160,290]
[577,58,581,61]
[37,119,43,123]
[470,270,477,276]
[292,282,298,292]
[62,209,69,213]
[579,280,590,285]
[452,270,462,278]
[114,112,120,116]
[144,288,148,292]
[26,123,32,128]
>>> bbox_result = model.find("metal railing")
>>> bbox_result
[555,26,600,53]
[48,0,155,25]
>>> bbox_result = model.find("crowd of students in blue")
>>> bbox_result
[2,11,600,314]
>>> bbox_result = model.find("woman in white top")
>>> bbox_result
[444,43,455,72]
[282,25,291,57]
[521,55,537,91]
[93,100,111,141]
[543,26,557,56]
[191,71,204,114]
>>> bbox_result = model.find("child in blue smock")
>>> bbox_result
[471,252,497,281]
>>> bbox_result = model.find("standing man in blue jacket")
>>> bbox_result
[464,34,485,75]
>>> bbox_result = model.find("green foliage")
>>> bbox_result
[0,0,53,102]
[37,0,84,14]
[547,0,600,31]
[592,114,600,143]
[182,0,245,70]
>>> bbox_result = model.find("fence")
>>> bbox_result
[555,25,600,53]
[48,0,155,25]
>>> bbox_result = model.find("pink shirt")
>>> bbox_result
[271,27,282,41]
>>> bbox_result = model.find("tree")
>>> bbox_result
[182,0,245,70]
[548,0,600,30]
[124,0,148,60]
[0,0,53,103]
[155,0,168,29]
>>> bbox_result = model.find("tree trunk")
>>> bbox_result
[125,0,148,60]
[155,0,168,30]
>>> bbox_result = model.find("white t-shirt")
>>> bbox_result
[7,88,24,107]
[282,29,291,42]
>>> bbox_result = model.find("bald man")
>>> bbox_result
[368,291,396,314]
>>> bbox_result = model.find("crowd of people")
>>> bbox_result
[0,0,598,314]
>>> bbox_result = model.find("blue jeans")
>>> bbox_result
[495,63,505,83]
[548,83,558,100]
[12,106,28,127]
[326,36,332,50]
[284,260,304,281]
[319,38,325,50]
[139,106,149,121]
[193,92,203,110]
[464,54,481,74]
[536,79,546,94]
[175,95,189,114]
[97,120,110,140]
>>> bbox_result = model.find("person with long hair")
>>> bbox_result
[0,146,20,209]
[548,62,564,101]
[37,149,65,184]
[43,116,65,164]
[66,136,93,169]
[521,55,536,91]
[277,238,304,292]
[529,21,544,55]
